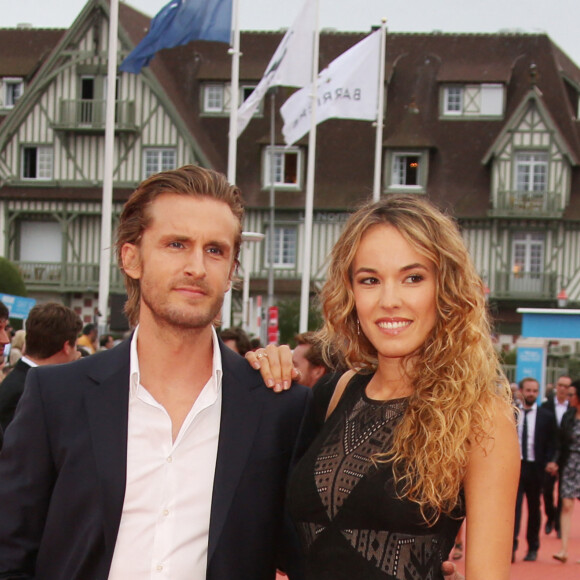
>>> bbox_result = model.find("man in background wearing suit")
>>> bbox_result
[0,300,11,449]
[0,302,81,441]
[513,377,557,562]
[541,374,572,536]
[0,166,311,579]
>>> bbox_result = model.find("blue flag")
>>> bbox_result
[120,0,232,74]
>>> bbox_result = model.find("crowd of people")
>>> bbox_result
[0,165,577,578]
[505,374,580,565]
[0,306,122,450]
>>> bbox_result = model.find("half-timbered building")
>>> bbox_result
[1,0,580,340]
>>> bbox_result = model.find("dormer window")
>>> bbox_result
[442,84,504,118]
[445,87,463,114]
[262,146,302,189]
[386,150,428,192]
[201,83,259,116]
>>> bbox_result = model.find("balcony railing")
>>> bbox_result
[493,271,557,300]
[16,261,312,293]
[53,99,137,132]
[488,190,563,218]
[16,261,125,293]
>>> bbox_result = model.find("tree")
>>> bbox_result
[277,298,323,346]
[0,257,27,297]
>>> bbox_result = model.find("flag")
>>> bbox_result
[281,29,382,146]
[120,0,232,74]
[236,0,316,137]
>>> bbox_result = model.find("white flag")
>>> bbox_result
[281,29,382,146]
[237,0,316,137]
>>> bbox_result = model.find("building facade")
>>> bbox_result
[1,0,580,340]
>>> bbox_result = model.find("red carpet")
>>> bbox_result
[456,499,580,580]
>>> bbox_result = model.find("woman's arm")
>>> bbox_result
[463,402,520,580]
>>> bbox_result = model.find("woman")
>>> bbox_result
[8,329,25,367]
[552,379,580,564]
[250,195,519,579]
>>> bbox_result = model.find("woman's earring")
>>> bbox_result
[357,319,360,335]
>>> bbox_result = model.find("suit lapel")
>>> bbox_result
[208,342,264,562]
[84,340,131,554]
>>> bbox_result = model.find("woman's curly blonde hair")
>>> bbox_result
[319,194,513,525]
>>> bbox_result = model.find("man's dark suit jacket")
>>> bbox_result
[0,338,312,580]
[530,405,557,473]
[541,395,567,427]
[0,357,32,433]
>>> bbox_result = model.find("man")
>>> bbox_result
[541,374,572,536]
[0,166,311,579]
[0,302,82,438]
[220,326,252,356]
[0,301,12,448]
[513,377,557,562]
[292,332,331,389]
[98,333,115,351]
[77,322,98,354]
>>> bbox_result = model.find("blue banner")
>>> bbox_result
[121,0,232,74]
[516,345,546,401]
[0,293,36,320]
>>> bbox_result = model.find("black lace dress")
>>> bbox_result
[287,373,464,580]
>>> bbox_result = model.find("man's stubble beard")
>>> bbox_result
[140,280,225,332]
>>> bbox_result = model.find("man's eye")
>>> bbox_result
[169,241,184,249]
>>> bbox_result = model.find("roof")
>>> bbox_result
[0,28,64,77]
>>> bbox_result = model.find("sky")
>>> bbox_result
[1,0,580,64]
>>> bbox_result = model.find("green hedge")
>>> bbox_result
[0,257,27,298]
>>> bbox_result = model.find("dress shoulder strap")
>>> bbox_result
[325,370,373,420]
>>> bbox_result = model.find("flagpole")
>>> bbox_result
[372,18,387,202]
[227,0,240,183]
[97,0,119,335]
[298,0,320,333]
[268,90,276,314]
[222,0,240,329]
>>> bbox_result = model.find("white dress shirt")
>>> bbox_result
[19,355,37,368]
[108,326,223,579]
[555,399,569,426]
[518,403,537,462]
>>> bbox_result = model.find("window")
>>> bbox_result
[22,146,53,180]
[442,84,504,117]
[203,84,225,113]
[444,87,463,114]
[392,154,421,187]
[3,78,23,108]
[387,151,427,191]
[510,232,545,294]
[263,146,302,188]
[201,83,258,115]
[264,226,297,268]
[241,85,257,102]
[143,148,177,178]
[515,152,548,193]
